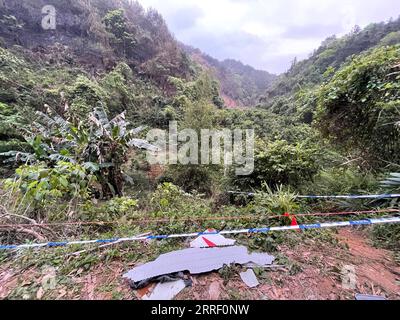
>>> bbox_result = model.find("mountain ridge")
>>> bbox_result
[181,43,276,107]
[0,0,276,108]
[264,18,400,103]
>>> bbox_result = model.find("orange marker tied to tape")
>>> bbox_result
[283,213,300,230]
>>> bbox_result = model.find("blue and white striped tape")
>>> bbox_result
[297,194,400,199]
[228,191,400,199]
[1,216,400,251]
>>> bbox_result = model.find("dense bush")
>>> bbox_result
[149,182,212,217]
[380,31,400,46]
[162,165,218,196]
[304,168,378,195]
[79,196,139,222]
[100,63,135,116]
[65,76,107,120]
[316,45,400,166]
[3,161,96,208]
[372,224,400,251]
[233,139,322,190]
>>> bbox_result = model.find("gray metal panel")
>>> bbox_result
[124,246,275,283]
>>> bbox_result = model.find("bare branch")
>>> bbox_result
[0,226,47,242]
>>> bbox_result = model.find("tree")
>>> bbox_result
[316,45,400,166]
[1,104,157,198]
[103,9,136,56]
[380,31,400,46]
[232,139,321,189]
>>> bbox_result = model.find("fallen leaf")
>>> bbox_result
[208,282,221,300]
[36,287,44,300]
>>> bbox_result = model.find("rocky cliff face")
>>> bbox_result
[0,0,110,72]
[0,0,191,81]
[0,0,88,46]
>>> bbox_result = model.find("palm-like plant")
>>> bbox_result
[381,172,400,192]
[1,104,157,198]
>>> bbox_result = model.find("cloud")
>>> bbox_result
[281,25,344,40]
[138,0,400,73]
[166,5,203,30]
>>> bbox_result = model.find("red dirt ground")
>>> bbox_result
[181,228,400,300]
[1,228,399,300]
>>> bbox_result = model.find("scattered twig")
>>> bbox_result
[0,205,56,236]
[386,71,400,77]
[340,157,363,166]
[0,226,47,241]
[376,158,400,169]
[0,207,37,224]
[371,282,376,295]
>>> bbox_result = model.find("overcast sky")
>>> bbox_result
[138,0,399,74]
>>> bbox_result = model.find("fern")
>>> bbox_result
[381,172,400,191]
[48,153,75,163]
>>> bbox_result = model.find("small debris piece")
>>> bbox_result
[190,229,236,248]
[129,139,160,152]
[208,282,222,300]
[36,287,45,300]
[123,246,275,286]
[142,280,187,300]
[240,269,260,288]
[135,283,156,299]
[355,294,387,301]
[131,272,186,290]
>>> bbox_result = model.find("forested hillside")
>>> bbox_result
[259,18,400,168]
[0,0,225,163]
[183,44,276,107]
[264,18,400,100]
[0,0,193,85]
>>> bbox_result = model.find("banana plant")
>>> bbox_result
[381,172,400,192]
[1,104,158,198]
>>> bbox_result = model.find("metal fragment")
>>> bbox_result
[123,246,275,285]
[190,229,236,248]
[240,269,260,288]
[142,280,188,300]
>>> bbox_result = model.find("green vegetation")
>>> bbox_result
[316,45,400,164]
[183,46,277,107]
[233,139,322,190]
[265,19,400,101]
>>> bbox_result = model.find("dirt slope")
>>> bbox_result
[0,228,399,300]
